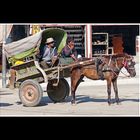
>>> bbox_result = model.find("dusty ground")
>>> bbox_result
[0,82,139,116]
[0,55,139,116]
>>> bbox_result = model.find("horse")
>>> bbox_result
[70,53,136,105]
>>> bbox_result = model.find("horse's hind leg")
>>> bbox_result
[112,79,120,105]
[107,79,112,105]
[71,69,82,104]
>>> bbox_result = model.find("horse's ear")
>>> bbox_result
[131,56,136,64]
[123,52,128,56]
[124,52,131,58]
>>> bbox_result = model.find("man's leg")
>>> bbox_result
[40,60,49,69]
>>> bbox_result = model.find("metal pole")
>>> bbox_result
[86,24,92,58]
[2,24,7,88]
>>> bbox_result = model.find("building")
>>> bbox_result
[0,25,30,72]
[0,24,139,72]
[30,24,139,57]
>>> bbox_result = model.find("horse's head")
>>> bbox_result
[123,55,136,77]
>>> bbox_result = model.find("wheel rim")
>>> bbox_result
[21,84,38,103]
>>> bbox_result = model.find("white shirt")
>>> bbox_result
[42,45,56,62]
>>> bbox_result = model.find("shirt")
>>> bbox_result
[62,45,77,58]
[42,45,57,62]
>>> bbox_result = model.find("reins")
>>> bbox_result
[104,56,131,78]
[113,57,131,78]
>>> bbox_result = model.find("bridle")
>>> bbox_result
[122,57,135,70]
[115,56,135,77]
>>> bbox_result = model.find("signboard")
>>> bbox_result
[31,25,41,35]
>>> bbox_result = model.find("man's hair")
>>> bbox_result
[66,37,74,44]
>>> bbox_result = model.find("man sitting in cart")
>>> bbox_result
[40,37,58,68]
[61,37,84,82]
[61,37,78,61]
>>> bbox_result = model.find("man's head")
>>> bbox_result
[67,37,74,44]
[45,37,55,47]
[67,37,74,49]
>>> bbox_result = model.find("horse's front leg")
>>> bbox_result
[112,79,120,105]
[71,69,82,105]
[71,88,76,104]
[107,79,112,105]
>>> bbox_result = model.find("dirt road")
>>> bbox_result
[0,83,139,116]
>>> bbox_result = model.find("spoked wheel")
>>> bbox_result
[47,78,70,103]
[19,80,43,107]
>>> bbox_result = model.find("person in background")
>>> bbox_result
[61,37,78,61]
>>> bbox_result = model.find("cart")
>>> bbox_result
[4,28,95,107]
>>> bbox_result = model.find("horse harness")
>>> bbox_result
[100,55,135,78]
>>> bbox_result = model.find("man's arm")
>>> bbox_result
[73,48,78,58]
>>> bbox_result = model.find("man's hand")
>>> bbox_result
[70,54,77,61]
[51,56,58,65]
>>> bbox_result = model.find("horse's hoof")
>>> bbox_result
[71,100,76,105]
[116,102,121,105]
[108,102,111,106]
[115,99,121,105]
[112,100,116,104]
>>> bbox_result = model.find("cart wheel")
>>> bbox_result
[19,80,43,107]
[47,78,70,102]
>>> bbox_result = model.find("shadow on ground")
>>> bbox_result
[15,96,50,107]
[66,95,140,104]
[0,92,13,95]
[0,89,14,95]
[0,103,13,107]
[40,96,70,105]
[120,98,139,102]
[14,95,139,107]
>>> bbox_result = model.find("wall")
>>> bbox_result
[92,25,139,55]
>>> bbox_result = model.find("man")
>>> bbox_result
[61,38,78,61]
[61,38,85,82]
[40,37,58,68]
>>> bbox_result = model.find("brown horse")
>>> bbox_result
[70,53,136,105]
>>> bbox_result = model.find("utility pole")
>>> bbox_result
[2,24,7,88]
[85,24,92,58]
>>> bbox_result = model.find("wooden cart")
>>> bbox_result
[4,28,95,107]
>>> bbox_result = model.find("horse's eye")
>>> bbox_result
[132,61,136,65]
